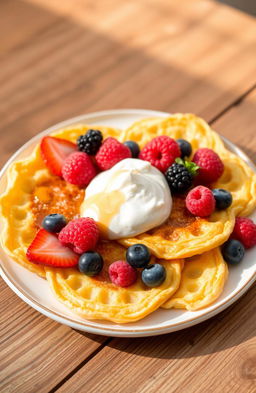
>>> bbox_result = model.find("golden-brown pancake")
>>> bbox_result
[45,241,183,323]
[162,247,228,310]
[0,115,254,322]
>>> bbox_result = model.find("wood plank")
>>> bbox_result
[0,0,255,166]
[0,1,256,392]
[0,280,107,393]
[213,89,256,162]
[55,288,256,393]
[0,0,59,54]
[56,89,256,393]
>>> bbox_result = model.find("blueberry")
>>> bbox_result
[126,244,151,268]
[222,239,245,265]
[142,264,166,287]
[176,139,192,158]
[42,214,67,233]
[78,251,103,276]
[124,141,140,158]
[212,189,232,210]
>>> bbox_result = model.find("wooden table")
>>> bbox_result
[1,1,256,392]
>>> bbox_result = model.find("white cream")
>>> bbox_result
[80,158,172,239]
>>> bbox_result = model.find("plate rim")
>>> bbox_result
[0,108,255,337]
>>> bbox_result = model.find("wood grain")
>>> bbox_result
[213,89,256,162]
[0,279,107,393]
[0,0,256,166]
[0,280,108,393]
[57,288,256,393]
[0,1,255,392]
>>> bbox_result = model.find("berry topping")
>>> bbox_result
[62,151,96,187]
[58,217,99,254]
[124,141,140,158]
[222,239,245,265]
[126,244,151,268]
[109,261,137,287]
[186,185,215,217]
[78,251,103,276]
[77,129,103,155]
[142,264,166,287]
[192,148,224,183]
[212,189,233,210]
[176,139,192,158]
[139,136,181,173]
[165,162,193,193]
[42,214,67,233]
[231,217,256,248]
[95,137,131,170]
[26,229,79,267]
[40,136,77,177]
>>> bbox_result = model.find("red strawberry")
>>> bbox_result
[40,136,77,177]
[26,229,79,267]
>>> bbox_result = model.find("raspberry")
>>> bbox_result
[58,217,99,254]
[231,217,256,248]
[109,261,137,287]
[139,136,180,172]
[95,137,131,170]
[77,129,103,155]
[62,152,96,187]
[186,186,215,217]
[192,148,224,183]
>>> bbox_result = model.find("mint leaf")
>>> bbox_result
[175,157,199,177]
[175,157,184,166]
[185,161,200,176]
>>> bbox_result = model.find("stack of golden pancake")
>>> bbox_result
[1,114,256,322]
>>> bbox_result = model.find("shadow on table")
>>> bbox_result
[76,285,255,359]
[2,0,255,361]
[217,0,256,16]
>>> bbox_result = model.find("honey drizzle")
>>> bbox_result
[80,168,127,237]
[81,190,125,237]
[31,177,84,228]
[148,196,204,240]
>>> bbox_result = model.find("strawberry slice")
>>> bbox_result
[40,136,77,177]
[26,229,79,267]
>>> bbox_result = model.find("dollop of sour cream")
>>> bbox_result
[80,158,172,239]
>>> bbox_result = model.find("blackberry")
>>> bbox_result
[77,129,103,155]
[165,163,193,193]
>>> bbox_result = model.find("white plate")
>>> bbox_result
[0,109,255,337]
